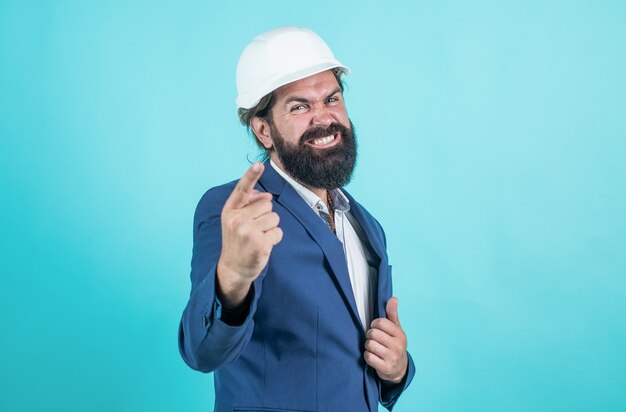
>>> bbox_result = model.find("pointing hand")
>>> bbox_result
[217,163,283,307]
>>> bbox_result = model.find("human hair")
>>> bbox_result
[238,69,346,162]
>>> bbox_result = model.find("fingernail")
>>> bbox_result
[252,163,261,172]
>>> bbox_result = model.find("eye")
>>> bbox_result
[290,104,308,112]
[326,95,340,104]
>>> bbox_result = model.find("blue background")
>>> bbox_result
[1,1,625,411]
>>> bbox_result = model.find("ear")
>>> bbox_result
[250,117,274,150]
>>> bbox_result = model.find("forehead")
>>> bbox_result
[273,70,340,103]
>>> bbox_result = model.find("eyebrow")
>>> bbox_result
[283,87,342,107]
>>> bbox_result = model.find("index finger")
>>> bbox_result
[368,317,403,338]
[224,162,264,210]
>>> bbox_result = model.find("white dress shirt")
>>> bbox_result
[270,160,377,330]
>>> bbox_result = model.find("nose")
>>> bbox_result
[310,104,334,128]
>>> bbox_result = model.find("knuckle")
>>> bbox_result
[226,214,242,230]
[237,179,250,191]
[367,330,378,342]
[270,212,280,226]
[259,201,272,216]
[234,220,248,237]
[234,185,247,197]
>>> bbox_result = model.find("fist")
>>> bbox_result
[364,297,408,384]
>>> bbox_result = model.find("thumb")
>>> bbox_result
[386,297,401,326]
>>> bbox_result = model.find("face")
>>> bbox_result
[252,70,357,189]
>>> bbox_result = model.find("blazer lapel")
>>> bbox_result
[342,191,389,319]
[258,163,363,332]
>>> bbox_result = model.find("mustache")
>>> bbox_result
[299,123,351,145]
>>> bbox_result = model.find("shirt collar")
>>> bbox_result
[269,160,350,213]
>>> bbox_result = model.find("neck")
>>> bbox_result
[310,187,328,202]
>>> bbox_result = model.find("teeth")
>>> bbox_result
[312,135,335,146]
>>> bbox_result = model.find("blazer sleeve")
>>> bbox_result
[178,184,266,372]
[379,352,416,410]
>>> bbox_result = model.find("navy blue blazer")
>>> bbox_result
[179,162,415,411]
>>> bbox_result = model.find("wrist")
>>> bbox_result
[216,260,252,308]
[383,354,408,385]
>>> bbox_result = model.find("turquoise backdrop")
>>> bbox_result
[1,1,625,411]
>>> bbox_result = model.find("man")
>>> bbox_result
[179,27,415,411]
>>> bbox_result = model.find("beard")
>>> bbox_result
[269,120,358,190]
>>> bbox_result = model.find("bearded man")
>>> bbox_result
[179,27,415,412]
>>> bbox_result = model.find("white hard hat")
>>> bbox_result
[236,26,350,110]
